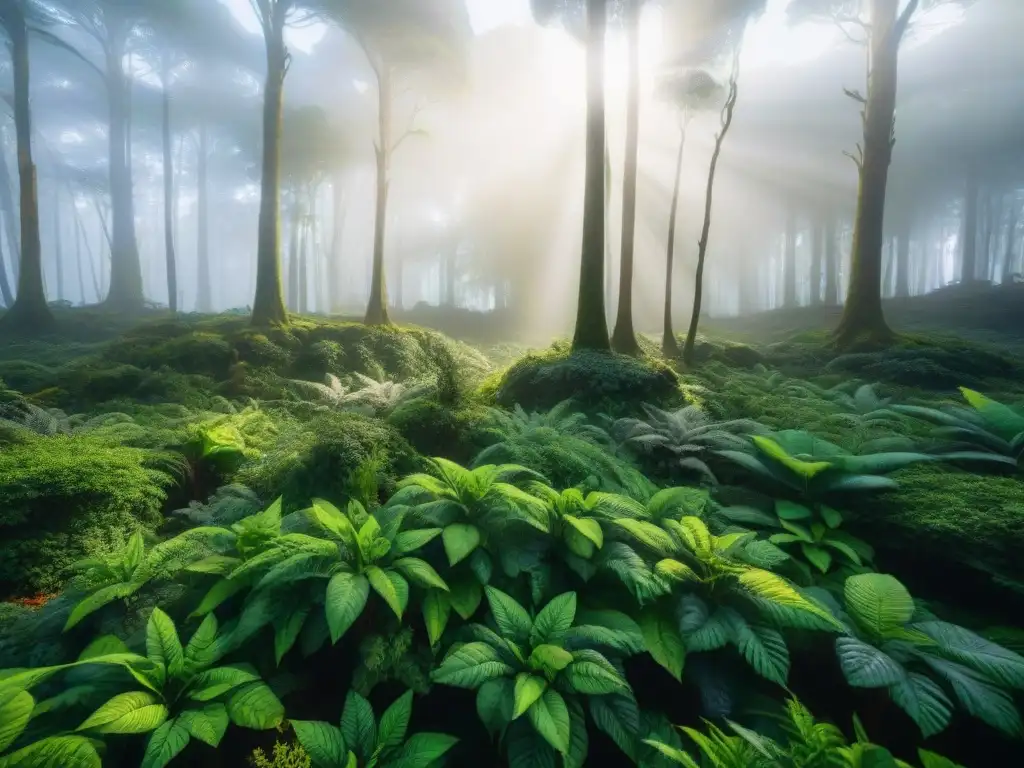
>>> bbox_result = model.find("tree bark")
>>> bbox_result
[810,215,823,305]
[1003,195,1021,281]
[824,213,838,304]
[329,172,346,313]
[0,133,20,288]
[103,27,144,311]
[611,0,641,355]
[161,60,178,313]
[662,121,687,357]
[833,0,911,347]
[783,204,797,307]
[895,218,911,298]
[0,5,52,331]
[54,188,64,301]
[364,61,392,326]
[287,199,300,310]
[960,169,979,283]
[683,64,740,366]
[298,200,308,315]
[196,122,212,312]
[572,0,611,351]
[250,10,289,327]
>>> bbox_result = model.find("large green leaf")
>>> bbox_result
[732,621,789,686]
[0,689,34,752]
[844,574,915,638]
[187,665,260,701]
[0,735,102,768]
[527,689,571,755]
[888,672,953,738]
[387,732,459,768]
[441,523,481,566]
[449,579,483,620]
[565,696,589,768]
[189,577,248,619]
[752,436,832,478]
[290,720,347,768]
[916,621,1024,690]
[367,567,408,620]
[611,520,677,557]
[341,690,376,762]
[273,606,309,666]
[140,718,190,768]
[310,498,358,549]
[638,611,685,682]
[476,678,514,736]
[64,582,138,631]
[960,387,1024,439]
[588,694,640,762]
[377,690,414,752]
[392,528,443,556]
[146,608,184,678]
[325,572,370,643]
[225,681,284,730]
[530,592,577,646]
[506,719,558,768]
[836,637,906,688]
[484,587,533,643]
[775,500,812,521]
[178,704,229,747]
[513,674,548,719]
[432,642,514,688]
[530,644,574,676]
[568,610,644,655]
[641,739,700,768]
[921,657,1024,738]
[563,651,629,695]
[422,590,451,647]
[78,692,168,735]
[837,452,934,475]
[184,614,220,673]
[393,558,449,591]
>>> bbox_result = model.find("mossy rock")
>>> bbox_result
[387,399,494,466]
[235,412,420,512]
[0,431,173,596]
[492,345,681,412]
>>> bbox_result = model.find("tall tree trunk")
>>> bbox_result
[662,121,687,357]
[250,12,289,326]
[810,215,823,305]
[611,0,641,355]
[783,204,797,307]
[980,191,995,281]
[74,204,100,302]
[833,0,913,346]
[161,61,178,313]
[287,200,300,310]
[960,170,978,284]
[603,140,613,318]
[0,133,20,288]
[895,218,911,297]
[103,29,144,310]
[0,6,52,331]
[298,206,309,315]
[824,213,839,304]
[572,0,610,351]
[329,173,346,313]
[364,62,392,326]
[1003,196,1021,281]
[0,212,10,308]
[54,188,64,301]
[195,122,211,312]
[444,240,456,307]
[683,64,740,366]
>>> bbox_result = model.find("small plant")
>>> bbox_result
[291,689,457,768]
[250,738,312,768]
[288,373,433,417]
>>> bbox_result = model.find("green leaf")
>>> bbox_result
[845,573,915,637]
[273,606,309,666]
[0,735,102,768]
[393,558,449,591]
[184,614,220,673]
[639,610,685,682]
[918,750,966,768]
[563,653,629,695]
[801,544,833,573]
[341,690,375,762]
[653,558,699,583]
[565,697,588,768]
[377,690,414,752]
[64,582,138,631]
[685,609,733,653]
[916,621,1024,690]
[422,590,452,647]
[564,515,603,550]
[442,523,481,566]
[530,644,574,676]
[449,579,483,620]
[476,678,514,736]
[187,665,260,701]
[325,572,370,643]
[189,577,248,620]
[78,692,168,735]
[0,689,34,752]
[310,498,358,548]
[836,637,905,688]
[140,718,190,768]
[226,681,284,730]
[611,519,676,557]
[527,689,571,755]
[484,587,533,643]
[738,569,842,628]
[889,671,953,738]
[367,566,408,620]
[821,505,844,529]
[569,610,645,655]
[513,674,548,719]
[921,656,1024,737]
[589,694,640,762]
[776,500,812,520]
[641,739,700,768]
[530,592,577,646]
[506,719,558,768]
[752,436,832,478]
[392,528,443,556]
[146,608,184,678]
[388,732,459,768]
[432,642,515,688]
[178,704,229,747]
[733,622,789,686]
[291,720,347,767]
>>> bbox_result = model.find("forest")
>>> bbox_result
[0,0,1023,766]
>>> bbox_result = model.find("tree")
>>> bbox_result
[656,68,721,357]
[682,54,741,366]
[790,0,966,347]
[0,1,53,332]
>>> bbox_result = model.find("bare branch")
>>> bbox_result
[392,100,429,154]
[843,87,867,104]
[894,0,923,43]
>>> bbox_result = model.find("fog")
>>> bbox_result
[1,0,1021,343]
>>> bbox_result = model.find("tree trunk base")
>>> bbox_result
[610,324,641,357]
[0,301,55,336]
[364,302,392,327]
[662,332,681,359]
[832,314,895,351]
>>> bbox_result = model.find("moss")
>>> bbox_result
[0,432,174,595]
[235,412,419,511]
[492,344,681,413]
[387,398,493,465]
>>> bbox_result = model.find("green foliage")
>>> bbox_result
[287,373,435,418]
[291,689,457,768]
[249,739,313,768]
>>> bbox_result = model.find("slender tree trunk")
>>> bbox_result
[960,171,978,284]
[364,62,392,326]
[603,140,613,317]
[329,173,346,313]
[251,12,289,326]
[194,122,211,312]
[783,205,797,307]
[287,200,300,310]
[54,188,64,301]
[445,240,456,307]
[103,30,144,310]
[0,133,20,288]
[1003,196,1021,281]
[572,0,610,351]
[895,218,911,298]
[810,215,823,305]
[683,63,740,366]
[298,206,309,314]
[824,213,838,304]
[0,7,52,331]
[74,204,100,302]
[161,62,178,313]
[611,0,641,355]
[833,0,912,346]
[662,121,687,357]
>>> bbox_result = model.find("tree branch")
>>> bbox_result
[392,99,429,154]
[894,0,923,42]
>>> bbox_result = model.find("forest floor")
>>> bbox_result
[1,284,1023,766]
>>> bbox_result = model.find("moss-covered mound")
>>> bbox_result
[486,344,682,412]
[0,431,175,596]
